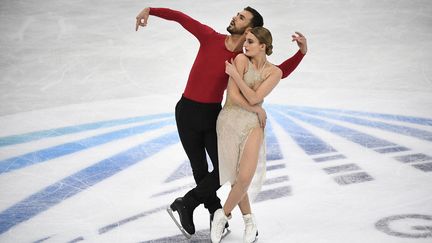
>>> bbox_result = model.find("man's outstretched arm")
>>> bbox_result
[136,7,214,42]
[277,32,308,79]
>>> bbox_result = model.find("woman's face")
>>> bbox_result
[243,32,264,57]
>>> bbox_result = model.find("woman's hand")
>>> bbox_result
[255,106,267,128]
[225,59,240,81]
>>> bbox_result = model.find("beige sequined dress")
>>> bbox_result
[216,60,267,201]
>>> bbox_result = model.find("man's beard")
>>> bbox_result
[227,25,247,35]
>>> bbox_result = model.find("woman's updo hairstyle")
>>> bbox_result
[250,26,273,56]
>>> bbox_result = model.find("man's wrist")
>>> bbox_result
[300,47,307,55]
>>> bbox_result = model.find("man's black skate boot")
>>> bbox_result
[167,197,195,239]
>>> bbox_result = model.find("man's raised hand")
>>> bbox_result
[292,31,307,55]
[135,7,150,31]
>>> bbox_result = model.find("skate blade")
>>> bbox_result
[252,232,258,243]
[251,234,258,243]
[221,228,231,240]
[244,232,258,243]
[166,207,192,239]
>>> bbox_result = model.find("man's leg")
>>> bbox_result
[168,125,206,238]
[175,98,214,205]
[181,101,223,215]
[167,97,211,238]
[177,125,208,184]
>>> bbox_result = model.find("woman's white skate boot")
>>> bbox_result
[210,209,230,243]
[243,214,258,243]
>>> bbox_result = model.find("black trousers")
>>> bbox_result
[175,95,222,214]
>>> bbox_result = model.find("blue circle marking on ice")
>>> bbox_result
[376,214,432,238]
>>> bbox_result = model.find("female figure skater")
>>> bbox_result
[211,26,293,243]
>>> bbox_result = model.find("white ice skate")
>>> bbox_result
[210,209,231,242]
[243,214,258,243]
[210,212,231,241]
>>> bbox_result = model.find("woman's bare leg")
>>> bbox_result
[238,193,252,215]
[223,127,263,216]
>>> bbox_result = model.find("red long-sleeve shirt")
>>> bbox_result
[150,8,304,103]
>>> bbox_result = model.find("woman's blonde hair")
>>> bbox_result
[250,27,273,55]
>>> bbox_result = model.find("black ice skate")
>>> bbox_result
[166,197,195,239]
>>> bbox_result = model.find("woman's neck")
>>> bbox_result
[250,54,267,70]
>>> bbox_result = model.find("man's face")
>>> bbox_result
[227,10,253,35]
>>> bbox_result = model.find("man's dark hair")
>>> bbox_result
[244,6,264,28]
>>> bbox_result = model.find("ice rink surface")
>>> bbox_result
[0,0,431,242]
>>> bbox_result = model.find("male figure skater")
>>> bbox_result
[135,6,307,238]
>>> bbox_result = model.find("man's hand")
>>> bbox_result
[135,7,150,31]
[292,32,307,55]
